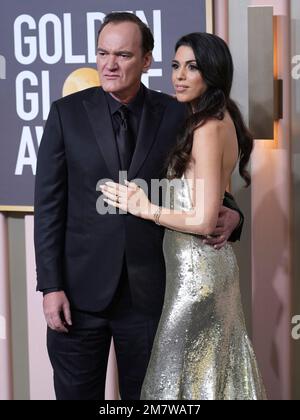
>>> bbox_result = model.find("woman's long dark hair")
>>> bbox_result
[167,33,253,187]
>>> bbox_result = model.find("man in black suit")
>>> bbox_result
[34,12,243,400]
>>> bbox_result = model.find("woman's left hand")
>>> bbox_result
[100,180,153,219]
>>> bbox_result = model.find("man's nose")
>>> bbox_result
[106,55,118,70]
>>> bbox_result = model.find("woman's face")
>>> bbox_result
[172,45,207,106]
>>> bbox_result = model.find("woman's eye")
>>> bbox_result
[171,63,179,69]
[189,64,199,71]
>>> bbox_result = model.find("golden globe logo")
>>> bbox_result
[12,11,163,177]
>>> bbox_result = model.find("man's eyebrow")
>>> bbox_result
[96,47,133,55]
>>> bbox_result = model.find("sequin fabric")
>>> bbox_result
[141,177,266,400]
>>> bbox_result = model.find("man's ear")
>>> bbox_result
[142,52,152,73]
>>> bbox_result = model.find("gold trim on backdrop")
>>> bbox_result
[0,206,34,213]
[206,0,214,34]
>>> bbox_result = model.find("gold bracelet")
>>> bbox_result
[154,206,162,225]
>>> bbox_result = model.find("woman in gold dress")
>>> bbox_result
[101,32,266,400]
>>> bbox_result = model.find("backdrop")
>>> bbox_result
[0,0,208,210]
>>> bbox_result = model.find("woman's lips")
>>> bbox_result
[175,85,189,92]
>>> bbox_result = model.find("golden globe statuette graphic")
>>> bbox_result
[62,67,100,97]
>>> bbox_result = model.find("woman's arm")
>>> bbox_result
[101,120,225,237]
[149,121,223,235]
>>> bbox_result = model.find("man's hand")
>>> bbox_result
[203,206,240,250]
[43,291,72,333]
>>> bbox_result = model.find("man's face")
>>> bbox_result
[97,22,152,101]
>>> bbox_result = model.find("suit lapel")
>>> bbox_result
[128,89,166,180]
[83,88,120,181]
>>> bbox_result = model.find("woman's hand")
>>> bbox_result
[100,180,155,219]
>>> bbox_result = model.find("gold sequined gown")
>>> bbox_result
[141,177,266,400]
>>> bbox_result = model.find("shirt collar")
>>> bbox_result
[105,84,145,116]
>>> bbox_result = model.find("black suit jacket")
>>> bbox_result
[34,86,243,316]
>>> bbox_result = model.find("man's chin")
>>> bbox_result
[101,83,120,93]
